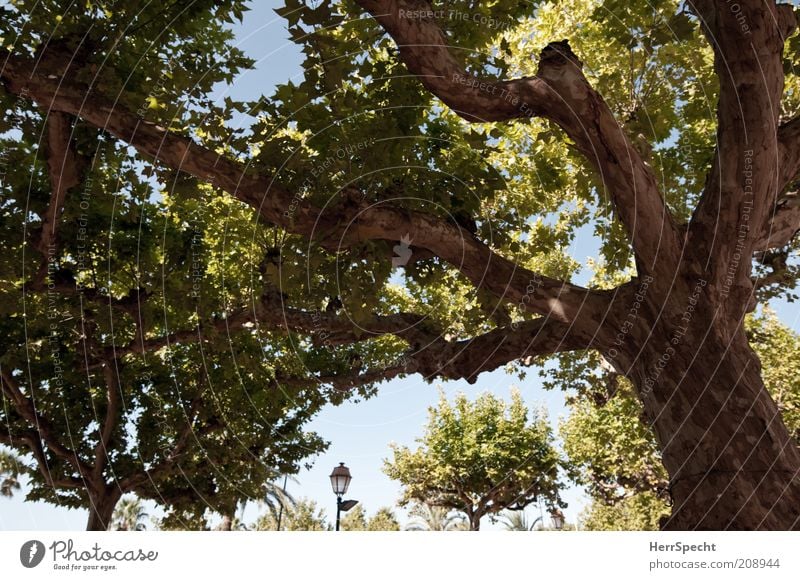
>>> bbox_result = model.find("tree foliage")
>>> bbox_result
[254,497,332,531]
[580,492,670,532]
[339,504,400,531]
[0,0,358,530]
[2,0,800,529]
[498,510,540,531]
[111,497,148,531]
[384,389,563,530]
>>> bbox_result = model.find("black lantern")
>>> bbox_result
[329,462,358,530]
[329,463,352,497]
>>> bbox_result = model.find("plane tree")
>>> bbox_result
[2,0,800,530]
[384,390,563,531]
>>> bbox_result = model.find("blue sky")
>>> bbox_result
[2,0,798,531]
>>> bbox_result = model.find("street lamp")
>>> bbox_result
[329,462,358,531]
[550,509,565,531]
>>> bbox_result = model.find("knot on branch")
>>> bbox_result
[537,40,583,74]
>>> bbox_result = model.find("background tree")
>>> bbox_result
[339,503,368,531]
[498,510,538,532]
[340,504,401,530]
[579,494,670,532]
[404,502,468,531]
[0,450,23,498]
[2,0,800,530]
[254,498,331,531]
[367,507,401,531]
[215,478,294,531]
[0,2,358,530]
[111,497,148,531]
[384,390,563,530]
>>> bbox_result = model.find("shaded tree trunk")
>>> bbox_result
[467,510,481,531]
[219,514,233,531]
[617,286,800,530]
[86,487,122,531]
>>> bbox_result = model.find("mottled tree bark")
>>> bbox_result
[613,295,800,529]
[86,487,122,531]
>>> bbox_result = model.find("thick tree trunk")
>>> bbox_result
[467,510,481,531]
[627,315,800,530]
[219,514,233,531]
[86,487,122,531]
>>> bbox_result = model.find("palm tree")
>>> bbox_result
[405,503,468,531]
[112,497,148,531]
[0,450,23,498]
[260,475,296,523]
[499,510,540,531]
[217,474,296,530]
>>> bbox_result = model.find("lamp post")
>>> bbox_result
[329,462,358,531]
[275,475,288,531]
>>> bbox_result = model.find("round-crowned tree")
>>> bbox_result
[384,390,563,530]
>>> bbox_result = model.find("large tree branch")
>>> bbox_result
[31,111,84,288]
[757,116,800,251]
[410,317,592,383]
[688,1,796,293]
[778,117,800,189]
[111,289,434,357]
[113,284,599,384]
[753,192,800,252]
[286,316,595,389]
[37,111,82,254]
[0,50,603,325]
[279,363,409,392]
[92,363,122,479]
[0,431,52,487]
[0,368,94,482]
[354,0,682,278]
[0,432,84,490]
